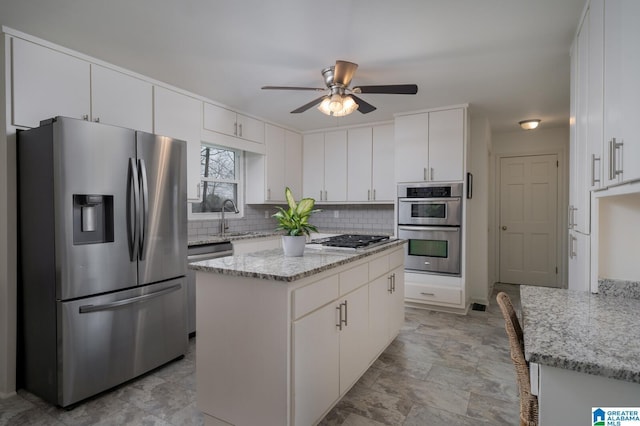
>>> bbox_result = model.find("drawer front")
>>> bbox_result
[389,248,405,269]
[340,263,369,296]
[405,283,461,305]
[368,255,389,280]
[293,275,339,319]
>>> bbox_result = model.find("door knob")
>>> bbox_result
[502,226,507,231]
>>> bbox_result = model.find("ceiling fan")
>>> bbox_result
[261,60,418,116]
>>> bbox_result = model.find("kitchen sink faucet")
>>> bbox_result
[220,199,239,236]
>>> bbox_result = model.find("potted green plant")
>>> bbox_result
[273,187,320,256]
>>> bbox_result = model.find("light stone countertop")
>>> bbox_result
[188,231,282,246]
[521,285,640,384]
[189,239,406,282]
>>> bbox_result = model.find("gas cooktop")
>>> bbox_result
[309,234,390,249]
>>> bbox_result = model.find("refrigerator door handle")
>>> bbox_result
[127,158,140,262]
[138,159,149,261]
[78,284,182,314]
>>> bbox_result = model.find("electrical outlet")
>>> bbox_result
[334,210,339,218]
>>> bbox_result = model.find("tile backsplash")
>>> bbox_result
[188,204,395,237]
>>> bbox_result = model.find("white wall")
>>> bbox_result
[466,116,491,304]
[490,127,570,286]
[598,193,640,281]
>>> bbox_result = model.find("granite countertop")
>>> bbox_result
[188,231,282,246]
[187,229,394,246]
[189,239,406,282]
[521,285,640,384]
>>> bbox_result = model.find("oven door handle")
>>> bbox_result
[398,225,460,232]
[398,197,461,203]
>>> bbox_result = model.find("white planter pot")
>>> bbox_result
[282,235,306,257]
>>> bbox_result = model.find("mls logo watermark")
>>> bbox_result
[593,408,640,426]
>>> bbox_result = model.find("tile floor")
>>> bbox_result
[0,283,522,426]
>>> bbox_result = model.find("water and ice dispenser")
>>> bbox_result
[72,194,114,244]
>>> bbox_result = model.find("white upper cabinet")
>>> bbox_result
[265,124,286,202]
[153,86,202,201]
[569,6,592,235]
[346,124,395,202]
[395,107,465,183]
[587,0,604,192]
[247,124,302,203]
[12,37,90,128]
[284,129,303,201]
[372,124,396,201]
[603,0,640,185]
[303,133,326,201]
[11,38,153,133]
[347,127,373,202]
[428,108,464,182]
[90,65,153,133]
[323,130,348,202]
[302,130,347,202]
[394,113,429,183]
[203,102,264,144]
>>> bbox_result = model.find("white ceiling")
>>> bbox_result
[1,0,585,133]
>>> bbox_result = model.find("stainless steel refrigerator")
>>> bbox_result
[17,116,188,407]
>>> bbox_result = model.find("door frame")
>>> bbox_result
[493,149,568,288]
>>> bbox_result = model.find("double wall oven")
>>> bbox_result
[397,182,463,276]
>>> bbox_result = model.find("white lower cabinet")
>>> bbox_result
[197,245,405,426]
[404,272,465,312]
[293,302,340,426]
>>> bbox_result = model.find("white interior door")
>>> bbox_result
[499,155,559,287]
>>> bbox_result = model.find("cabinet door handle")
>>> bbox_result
[336,304,343,330]
[324,190,327,201]
[430,167,434,181]
[608,138,623,180]
[388,275,393,293]
[569,234,577,259]
[94,117,100,123]
[368,189,371,201]
[342,301,348,327]
[591,154,601,186]
[267,188,271,200]
[234,122,238,136]
[423,167,427,181]
[392,273,396,292]
[239,123,243,137]
[373,189,376,200]
[82,114,89,121]
[568,205,574,229]
[420,292,435,296]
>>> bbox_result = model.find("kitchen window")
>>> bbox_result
[190,144,243,218]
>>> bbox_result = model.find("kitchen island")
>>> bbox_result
[190,240,406,426]
[521,285,640,426]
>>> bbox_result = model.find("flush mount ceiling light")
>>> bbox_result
[519,119,541,130]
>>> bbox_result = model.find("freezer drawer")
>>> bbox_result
[58,279,187,407]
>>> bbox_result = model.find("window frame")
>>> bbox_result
[189,143,244,221]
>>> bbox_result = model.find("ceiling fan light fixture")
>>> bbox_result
[519,119,541,130]
[328,94,343,113]
[317,94,359,117]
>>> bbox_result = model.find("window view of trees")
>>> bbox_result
[191,145,240,214]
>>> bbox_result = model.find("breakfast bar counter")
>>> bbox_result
[520,285,640,426]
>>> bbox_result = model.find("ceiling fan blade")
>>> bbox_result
[291,95,328,113]
[262,86,326,91]
[333,60,358,87]
[350,95,377,114]
[352,84,418,95]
